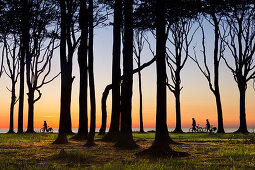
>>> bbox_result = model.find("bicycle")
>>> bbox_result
[40,126,53,133]
[203,125,217,133]
[189,124,204,133]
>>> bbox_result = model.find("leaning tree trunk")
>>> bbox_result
[72,0,89,140]
[115,0,137,149]
[8,82,15,133]
[85,0,96,147]
[102,0,122,142]
[99,85,112,135]
[26,89,35,133]
[236,82,248,133]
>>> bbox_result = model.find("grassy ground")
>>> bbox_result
[0,132,255,169]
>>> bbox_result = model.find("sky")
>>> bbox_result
[0,20,255,131]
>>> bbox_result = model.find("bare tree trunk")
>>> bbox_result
[236,84,248,133]
[26,90,35,133]
[173,89,182,133]
[72,0,89,140]
[212,15,225,133]
[18,0,29,133]
[17,58,24,133]
[102,0,122,142]
[173,67,183,133]
[115,0,137,149]
[85,0,96,147]
[53,0,69,144]
[8,83,15,133]
[99,85,112,135]
[215,87,224,133]
[138,61,144,133]
[138,0,185,156]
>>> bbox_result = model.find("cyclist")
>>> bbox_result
[43,121,48,132]
[206,119,211,132]
[192,118,196,132]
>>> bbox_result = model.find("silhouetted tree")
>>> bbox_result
[222,1,255,133]
[189,0,227,133]
[73,0,109,140]
[85,0,96,147]
[99,84,112,135]
[115,0,137,148]
[100,55,156,135]
[18,0,30,133]
[25,1,59,133]
[102,0,122,141]
[164,0,200,134]
[3,34,20,133]
[138,0,183,156]
[72,0,89,141]
[166,19,196,133]
[133,30,145,133]
[54,0,78,144]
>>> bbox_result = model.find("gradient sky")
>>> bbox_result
[0,20,255,130]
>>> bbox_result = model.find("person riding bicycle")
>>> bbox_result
[192,118,196,131]
[43,121,48,132]
[206,119,211,132]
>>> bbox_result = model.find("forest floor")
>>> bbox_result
[0,132,255,169]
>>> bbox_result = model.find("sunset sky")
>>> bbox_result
[0,20,255,130]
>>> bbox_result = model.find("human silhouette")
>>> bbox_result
[206,119,211,132]
[192,118,196,131]
[43,121,47,132]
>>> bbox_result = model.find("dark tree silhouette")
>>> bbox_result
[18,0,30,133]
[190,20,226,133]
[166,19,196,133]
[189,0,227,133]
[100,55,156,135]
[26,1,59,133]
[133,30,145,133]
[102,0,122,141]
[138,0,185,156]
[54,0,77,144]
[99,84,112,135]
[164,0,200,134]
[115,0,137,149]
[73,0,109,140]
[3,34,20,134]
[72,0,89,141]
[221,2,255,133]
[85,0,97,147]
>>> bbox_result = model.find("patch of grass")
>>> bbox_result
[53,149,92,163]
[0,133,255,169]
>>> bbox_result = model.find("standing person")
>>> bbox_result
[206,119,211,132]
[192,118,196,132]
[43,121,48,132]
